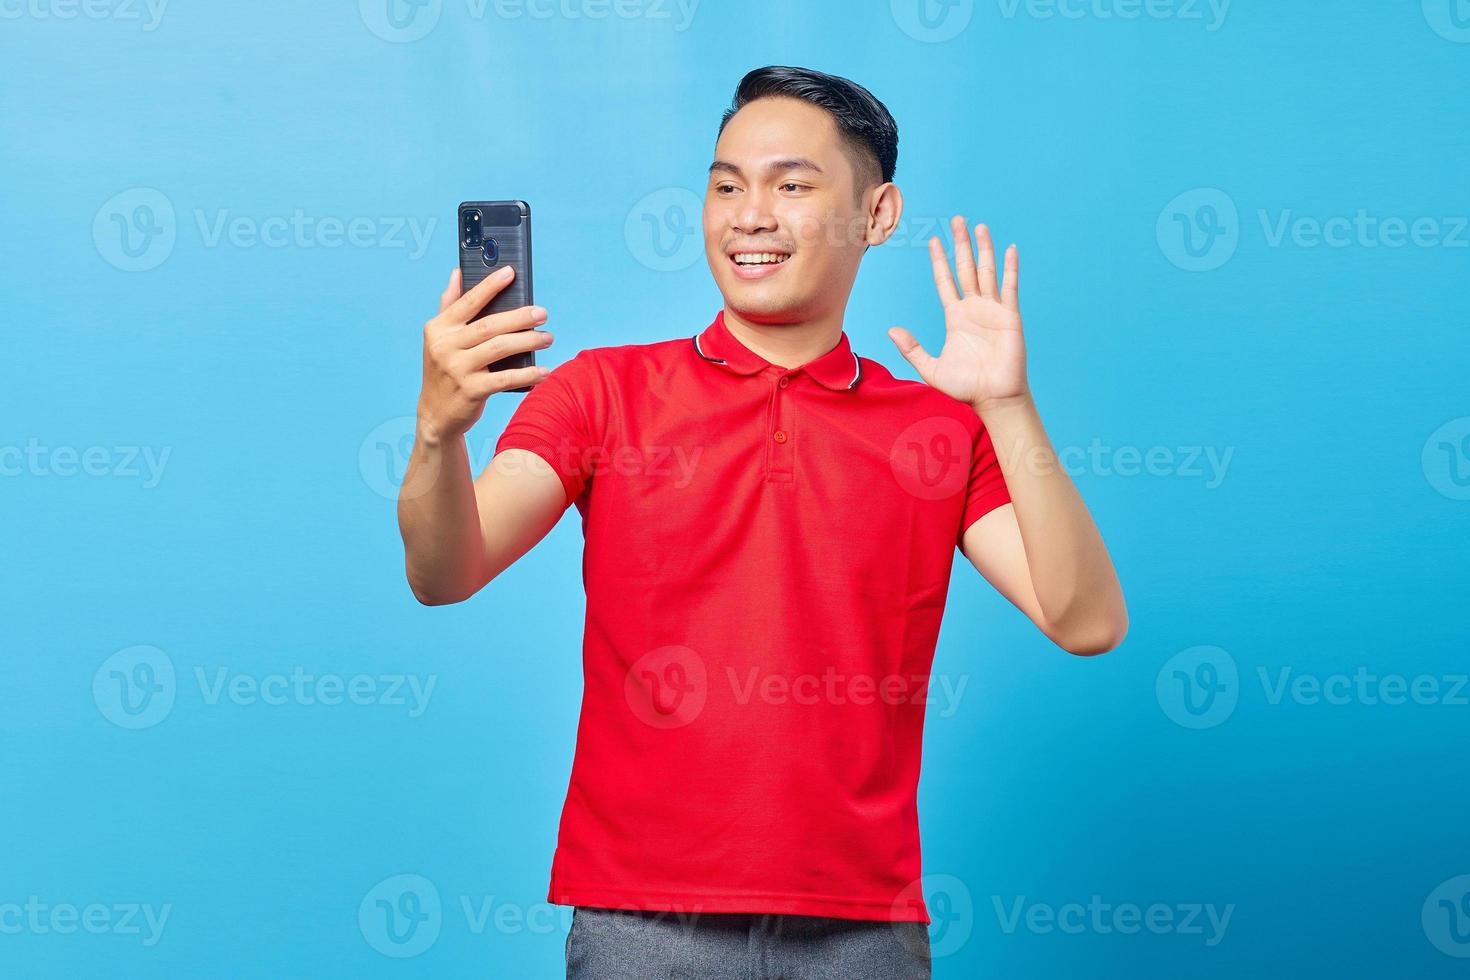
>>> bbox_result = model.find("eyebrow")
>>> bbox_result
[708,157,826,179]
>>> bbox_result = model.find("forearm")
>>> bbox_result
[396,425,490,605]
[976,394,1128,652]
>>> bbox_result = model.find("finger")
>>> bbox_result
[438,268,462,313]
[974,223,998,299]
[462,328,554,370]
[460,304,549,349]
[928,237,960,308]
[444,264,515,324]
[1001,244,1020,311]
[950,215,980,297]
[464,364,551,398]
[887,326,939,385]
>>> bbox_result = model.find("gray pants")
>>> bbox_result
[565,906,932,979]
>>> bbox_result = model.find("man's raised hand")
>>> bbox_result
[888,215,1029,414]
[416,266,553,444]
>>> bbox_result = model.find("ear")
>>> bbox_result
[865,182,903,247]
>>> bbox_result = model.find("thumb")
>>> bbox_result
[888,326,937,383]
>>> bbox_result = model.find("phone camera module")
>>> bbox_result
[462,209,484,249]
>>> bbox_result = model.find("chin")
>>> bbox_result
[722,288,806,323]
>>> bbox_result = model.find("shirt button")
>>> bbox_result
[773,430,788,444]
[778,376,790,388]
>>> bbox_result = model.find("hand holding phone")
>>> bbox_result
[459,200,536,391]
[415,262,552,445]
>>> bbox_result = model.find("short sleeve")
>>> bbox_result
[493,349,601,508]
[957,422,1011,545]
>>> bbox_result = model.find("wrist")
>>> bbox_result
[414,415,460,450]
[971,389,1034,420]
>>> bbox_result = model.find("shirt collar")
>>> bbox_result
[691,310,863,391]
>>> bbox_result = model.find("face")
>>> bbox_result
[704,97,891,326]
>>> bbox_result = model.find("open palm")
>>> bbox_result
[889,216,1029,412]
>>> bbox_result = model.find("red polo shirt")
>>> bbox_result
[493,309,1010,923]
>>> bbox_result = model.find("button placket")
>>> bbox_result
[765,370,795,483]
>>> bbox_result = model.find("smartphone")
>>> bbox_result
[458,200,534,392]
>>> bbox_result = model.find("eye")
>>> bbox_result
[714,183,740,195]
[780,182,809,193]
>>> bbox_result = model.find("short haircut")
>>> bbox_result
[718,66,899,198]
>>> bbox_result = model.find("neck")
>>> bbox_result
[721,306,844,368]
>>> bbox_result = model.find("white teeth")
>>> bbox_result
[732,252,789,265]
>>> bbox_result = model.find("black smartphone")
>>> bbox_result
[458,200,534,392]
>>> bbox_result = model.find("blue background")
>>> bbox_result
[3,1,1468,976]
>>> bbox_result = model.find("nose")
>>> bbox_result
[730,186,777,237]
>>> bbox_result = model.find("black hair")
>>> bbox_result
[718,66,898,195]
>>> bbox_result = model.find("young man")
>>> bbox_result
[398,66,1127,979]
